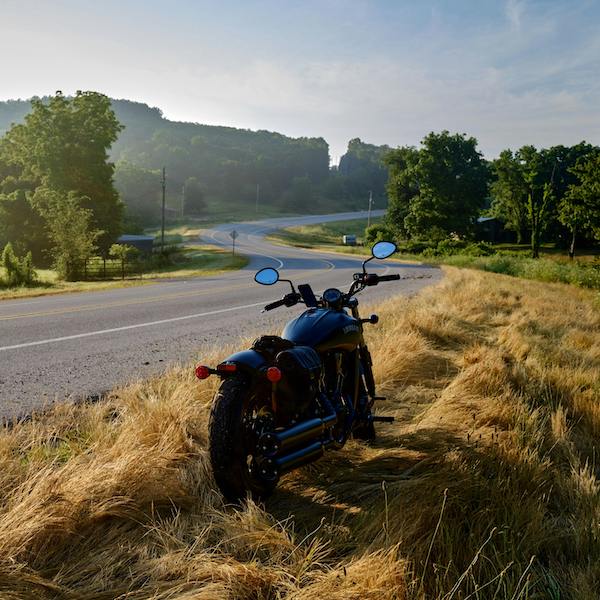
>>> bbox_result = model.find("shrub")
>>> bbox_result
[462,241,496,256]
[1,243,37,287]
[364,224,396,244]
[397,239,437,254]
[109,244,140,279]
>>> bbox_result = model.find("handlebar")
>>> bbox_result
[263,292,301,312]
[262,273,401,312]
[353,273,401,286]
[263,298,287,311]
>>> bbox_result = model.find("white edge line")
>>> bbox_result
[0,301,267,352]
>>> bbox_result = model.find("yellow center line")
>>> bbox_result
[0,266,337,322]
[0,282,251,321]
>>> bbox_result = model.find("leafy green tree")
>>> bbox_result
[384,146,419,238]
[33,188,101,281]
[183,176,206,215]
[0,188,48,262]
[109,243,140,279]
[0,91,123,254]
[385,132,489,240]
[337,138,390,203]
[490,150,528,243]
[559,153,600,258]
[518,145,562,258]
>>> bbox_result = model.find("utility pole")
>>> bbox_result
[367,190,373,228]
[255,183,260,213]
[160,167,166,254]
[181,184,185,219]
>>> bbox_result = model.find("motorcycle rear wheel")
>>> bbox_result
[208,376,276,503]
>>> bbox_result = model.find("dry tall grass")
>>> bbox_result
[1,268,599,599]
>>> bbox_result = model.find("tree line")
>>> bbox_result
[1,92,597,287]
[1,98,388,231]
[0,93,389,281]
[383,131,600,258]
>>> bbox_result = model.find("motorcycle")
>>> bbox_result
[195,240,400,502]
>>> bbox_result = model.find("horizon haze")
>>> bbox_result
[3,0,600,160]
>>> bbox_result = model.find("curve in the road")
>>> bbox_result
[0,211,440,416]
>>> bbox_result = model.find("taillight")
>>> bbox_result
[195,365,211,380]
[217,362,237,373]
[266,366,282,383]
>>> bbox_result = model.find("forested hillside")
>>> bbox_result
[0,98,387,226]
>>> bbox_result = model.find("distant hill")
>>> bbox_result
[0,97,388,223]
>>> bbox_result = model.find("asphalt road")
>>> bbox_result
[0,211,441,417]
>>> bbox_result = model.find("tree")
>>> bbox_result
[114,161,161,226]
[0,188,48,262]
[516,145,565,258]
[280,176,313,211]
[385,132,489,240]
[183,176,206,215]
[490,150,528,243]
[0,91,123,255]
[33,188,101,281]
[559,153,600,258]
[384,146,419,238]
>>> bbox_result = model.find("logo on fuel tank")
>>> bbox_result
[342,324,359,334]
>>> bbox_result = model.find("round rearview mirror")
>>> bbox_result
[372,241,397,260]
[254,267,280,285]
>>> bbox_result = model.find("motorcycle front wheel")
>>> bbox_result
[208,376,276,503]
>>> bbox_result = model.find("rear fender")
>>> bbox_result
[223,349,268,380]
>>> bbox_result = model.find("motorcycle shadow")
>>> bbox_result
[265,423,496,549]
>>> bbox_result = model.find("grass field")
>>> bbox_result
[267,217,382,253]
[0,245,248,301]
[1,268,598,598]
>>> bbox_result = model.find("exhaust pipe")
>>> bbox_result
[258,411,337,456]
[259,437,335,480]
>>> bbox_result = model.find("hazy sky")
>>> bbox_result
[3,0,599,161]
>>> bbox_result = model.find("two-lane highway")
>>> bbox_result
[0,211,441,416]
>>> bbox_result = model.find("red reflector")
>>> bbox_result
[195,365,211,380]
[266,367,282,383]
[217,363,237,373]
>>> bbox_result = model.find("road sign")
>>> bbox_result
[230,230,238,240]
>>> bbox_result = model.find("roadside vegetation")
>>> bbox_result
[0,268,598,598]
[2,95,598,299]
[0,245,247,301]
[271,217,600,291]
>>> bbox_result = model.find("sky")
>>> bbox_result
[2,0,600,162]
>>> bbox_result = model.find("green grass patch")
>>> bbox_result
[267,217,382,250]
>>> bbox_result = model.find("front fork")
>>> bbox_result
[350,304,377,405]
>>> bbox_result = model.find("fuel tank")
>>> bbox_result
[282,308,361,352]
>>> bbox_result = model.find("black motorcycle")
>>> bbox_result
[196,241,400,502]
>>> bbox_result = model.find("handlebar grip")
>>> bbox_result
[378,274,401,281]
[264,298,286,311]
